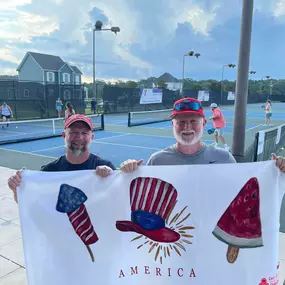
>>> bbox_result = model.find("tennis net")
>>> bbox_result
[128,109,172,127]
[0,114,104,145]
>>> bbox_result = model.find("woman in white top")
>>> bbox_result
[264,100,273,126]
[64,102,75,120]
[0,102,13,129]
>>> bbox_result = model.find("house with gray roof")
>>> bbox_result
[16,52,84,100]
[17,52,83,85]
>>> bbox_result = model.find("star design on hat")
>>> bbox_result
[131,204,194,264]
[116,177,195,264]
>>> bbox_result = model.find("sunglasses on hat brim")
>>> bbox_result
[174,101,201,111]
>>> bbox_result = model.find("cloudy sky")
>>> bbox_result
[0,0,284,82]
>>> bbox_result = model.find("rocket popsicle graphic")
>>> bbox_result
[56,184,98,262]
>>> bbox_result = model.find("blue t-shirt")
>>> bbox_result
[41,153,116,171]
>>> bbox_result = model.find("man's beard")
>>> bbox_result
[65,139,89,156]
[173,128,203,146]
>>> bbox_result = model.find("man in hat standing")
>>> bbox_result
[120,97,285,172]
[208,103,229,151]
[8,114,116,203]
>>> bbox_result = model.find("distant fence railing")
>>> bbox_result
[244,124,285,162]
[0,80,86,120]
[102,86,285,114]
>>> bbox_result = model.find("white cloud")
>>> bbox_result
[0,48,19,63]
[0,0,283,79]
[0,10,57,41]
[187,6,217,36]
[273,0,285,17]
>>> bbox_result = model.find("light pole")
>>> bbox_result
[93,20,120,103]
[181,50,201,97]
[269,79,273,99]
[231,0,254,163]
[259,75,270,94]
[248,71,256,94]
[221,63,236,105]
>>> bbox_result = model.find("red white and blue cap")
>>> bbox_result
[170,97,205,118]
[116,177,180,243]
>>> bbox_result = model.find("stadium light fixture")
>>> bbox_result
[181,50,201,97]
[221,63,236,104]
[93,21,120,102]
[259,75,270,94]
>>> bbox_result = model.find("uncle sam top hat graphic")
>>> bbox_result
[116,177,180,243]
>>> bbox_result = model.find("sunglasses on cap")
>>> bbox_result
[174,101,201,111]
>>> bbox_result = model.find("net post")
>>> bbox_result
[101,114,105,130]
[128,112,131,127]
[52,119,56,135]
[253,132,259,162]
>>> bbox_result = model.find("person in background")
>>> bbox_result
[7,114,116,203]
[56,97,63,118]
[264,99,273,126]
[65,102,75,120]
[121,97,236,168]
[208,103,230,151]
[91,98,97,114]
[0,102,13,129]
[119,98,285,175]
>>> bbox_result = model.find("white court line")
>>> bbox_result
[31,133,131,153]
[1,131,26,135]
[245,124,263,132]
[0,148,57,159]
[93,141,161,150]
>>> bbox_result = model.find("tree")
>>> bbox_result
[157,79,167,89]
[125,81,138,88]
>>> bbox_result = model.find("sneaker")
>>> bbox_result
[213,142,219,147]
[224,145,230,151]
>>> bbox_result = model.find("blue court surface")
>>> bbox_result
[1,103,284,168]
[104,108,285,128]
[0,130,214,167]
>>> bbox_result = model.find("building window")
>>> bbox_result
[24,89,30,98]
[48,89,54,96]
[47,72,55,82]
[7,89,12,99]
[75,75,80,84]
[64,90,70,100]
[16,89,20,99]
[63,73,70,83]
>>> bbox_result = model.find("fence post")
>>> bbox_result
[13,80,18,120]
[253,132,259,162]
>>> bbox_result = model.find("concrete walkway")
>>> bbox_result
[0,166,284,284]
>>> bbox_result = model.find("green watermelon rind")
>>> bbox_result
[212,225,263,248]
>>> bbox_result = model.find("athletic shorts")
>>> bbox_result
[56,106,62,111]
[1,115,11,119]
[214,128,224,135]
[266,113,272,118]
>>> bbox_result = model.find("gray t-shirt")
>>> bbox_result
[147,144,236,165]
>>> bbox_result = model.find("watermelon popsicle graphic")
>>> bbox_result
[56,184,98,262]
[212,177,263,264]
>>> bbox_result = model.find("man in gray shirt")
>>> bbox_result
[120,97,235,172]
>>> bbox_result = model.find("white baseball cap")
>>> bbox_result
[210,103,218,108]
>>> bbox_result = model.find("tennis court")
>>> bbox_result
[0,102,285,170]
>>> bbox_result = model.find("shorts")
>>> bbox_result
[1,115,11,119]
[214,128,224,135]
[56,106,62,111]
[266,113,272,118]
